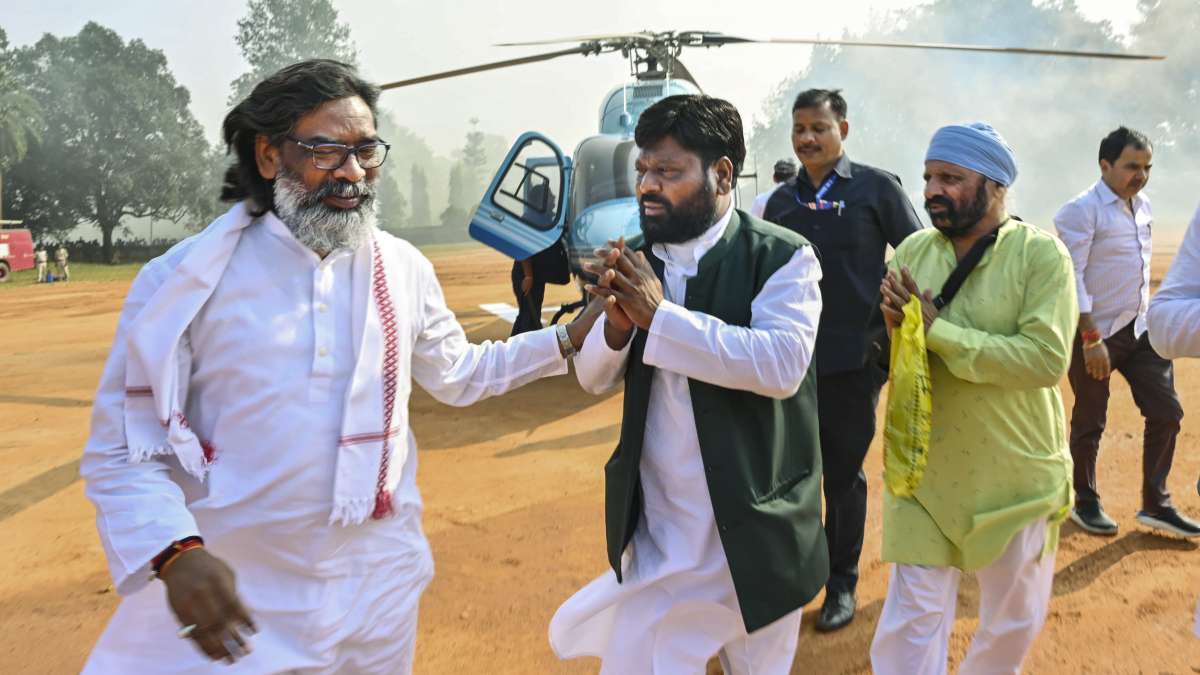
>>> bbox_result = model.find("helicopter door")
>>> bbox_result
[469,132,572,261]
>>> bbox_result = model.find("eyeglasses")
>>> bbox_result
[285,135,391,171]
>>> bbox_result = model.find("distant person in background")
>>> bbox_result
[54,244,70,282]
[510,183,570,335]
[748,159,797,218]
[762,88,923,632]
[1054,126,1199,538]
[35,246,48,282]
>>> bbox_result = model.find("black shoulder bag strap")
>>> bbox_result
[931,218,1010,310]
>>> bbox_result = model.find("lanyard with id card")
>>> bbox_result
[796,173,844,215]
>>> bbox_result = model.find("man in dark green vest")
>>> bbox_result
[549,94,828,674]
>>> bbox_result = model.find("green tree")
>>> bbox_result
[460,118,489,204]
[1126,0,1200,204]
[439,163,468,229]
[377,174,409,233]
[7,22,213,260]
[229,0,357,105]
[410,164,432,229]
[0,28,45,223]
[747,0,1132,225]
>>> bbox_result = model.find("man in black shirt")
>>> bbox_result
[763,88,923,632]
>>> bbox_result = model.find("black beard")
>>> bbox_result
[639,180,718,246]
[926,179,989,239]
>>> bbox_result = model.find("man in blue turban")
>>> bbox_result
[922,122,1017,239]
[871,123,1077,673]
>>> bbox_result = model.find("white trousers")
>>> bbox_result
[82,541,432,674]
[596,604,802,675]
[871,518,1055,675]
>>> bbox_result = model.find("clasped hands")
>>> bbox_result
[583,237,664,349]
[879,267,940,336]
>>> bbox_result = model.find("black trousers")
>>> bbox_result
[818,367,884,594]
[510,262,546,336]
[1068,322,1183,513]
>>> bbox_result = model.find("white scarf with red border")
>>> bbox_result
[123,201,407,526]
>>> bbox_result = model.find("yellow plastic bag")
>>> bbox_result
[883,296,932,497]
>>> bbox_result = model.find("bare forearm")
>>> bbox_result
[1078,313,1098,336]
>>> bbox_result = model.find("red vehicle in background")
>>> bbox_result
[0,228,34,282]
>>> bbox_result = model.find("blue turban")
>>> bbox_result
[925,122,1018,187]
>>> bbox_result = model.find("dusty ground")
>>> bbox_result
[2,240,1199,674]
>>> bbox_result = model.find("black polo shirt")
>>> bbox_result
[764,153,923,376]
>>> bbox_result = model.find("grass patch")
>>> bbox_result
[1,240,489,290]
[416,240,486,258]
[0,262,143,290]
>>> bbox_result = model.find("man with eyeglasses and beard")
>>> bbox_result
[872,123,1076,674]
[549,95,826,674]
[79,59,598,674]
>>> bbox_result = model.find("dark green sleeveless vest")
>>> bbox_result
[604,209,829,632]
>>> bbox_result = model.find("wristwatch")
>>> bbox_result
[555,323,577,359]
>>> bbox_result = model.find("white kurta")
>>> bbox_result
[1144,202,1200,638]
[550,207,823,674]
[81,214,567,674]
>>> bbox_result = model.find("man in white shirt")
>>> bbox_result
[550,95,826,674]
[80,59,596,674]
[1149,203,1200,363]
[1054,126,1199,538]
[748,158,797,218]
[1146,200,1200,638]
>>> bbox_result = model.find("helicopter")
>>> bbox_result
[378,31,1163,323]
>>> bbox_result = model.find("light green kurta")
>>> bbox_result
[883,219,1077,572]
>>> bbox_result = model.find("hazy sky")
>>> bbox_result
[1,0,1143,156]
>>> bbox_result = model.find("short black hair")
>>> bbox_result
[220,59,381,216]
[792,88,847,120]
[772,159,798,183]
[1098,126,1152,165]
[634,95,746,177]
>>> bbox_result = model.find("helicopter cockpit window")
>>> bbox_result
[570,136,638,217]
[491,139,562,232]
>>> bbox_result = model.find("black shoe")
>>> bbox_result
[815,589,856,632]
[1069,502,1118,536]
[1137,508,1200,538]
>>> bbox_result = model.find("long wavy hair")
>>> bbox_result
[220,59,380,217]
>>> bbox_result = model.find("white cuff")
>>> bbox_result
[642,300,688,368]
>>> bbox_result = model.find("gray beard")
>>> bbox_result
[273,172,377,253]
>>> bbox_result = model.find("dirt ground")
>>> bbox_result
[2,241,1199,674]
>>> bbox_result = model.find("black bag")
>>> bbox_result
[932,218,1010,310]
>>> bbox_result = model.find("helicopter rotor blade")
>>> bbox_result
[495,33,657,47]
[763,36,1165,61]
[379,45,595,90]
[675,31,758,47]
